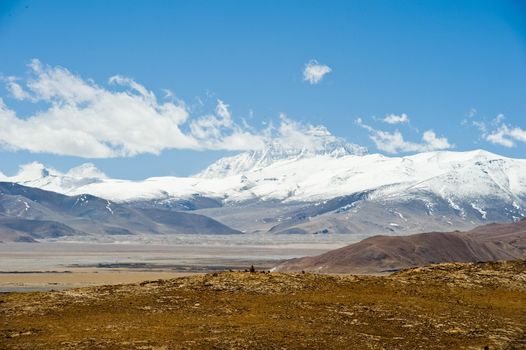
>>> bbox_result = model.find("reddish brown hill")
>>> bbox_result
[274,220,526,274]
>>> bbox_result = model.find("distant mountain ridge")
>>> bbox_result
[0,182,241,243]
[1,149,525,237]
[3,149,525,204]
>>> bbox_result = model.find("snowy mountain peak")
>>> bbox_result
[197,137,367,178]
[3,162,107,193]
[12,162,57,182]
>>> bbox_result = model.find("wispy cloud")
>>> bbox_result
[356,118,453,154]
[3,76,32,100]
[0,60,357,158]
[486,124,526,148]
[465,113,526,148]
[382,113,409,124]
[467,107,477,118]
[303,60,332,85]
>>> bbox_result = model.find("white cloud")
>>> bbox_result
[188,99,265,151]
[0,60,199,157]
[190,100,232,140]
[66,163,108,179]
[471,120,487,133]
[486,123,526,148]
[492,113,505,125]
[486,125,515,148]
[245,115,367,157]
[3,76,31,100]
[467,108,477,118]
[0,60,358,158]
[382,113,409,124]
[303,60,332,84]
[356,118,453,154]
[421,130,452,150]
[466,113,526,148]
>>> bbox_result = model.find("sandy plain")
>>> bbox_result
[0,242,337,291]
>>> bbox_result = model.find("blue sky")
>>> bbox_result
[0,0,525,179]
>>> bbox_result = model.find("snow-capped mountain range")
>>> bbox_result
[1,145,525,238]
[2,147,524,206]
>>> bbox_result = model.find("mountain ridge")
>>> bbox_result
[0,182,241,242]
[2,149,524,203]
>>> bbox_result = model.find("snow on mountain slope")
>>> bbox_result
[197,137,367,178]
[3,150,526,215]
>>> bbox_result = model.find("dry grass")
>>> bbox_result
[1,260,525,349]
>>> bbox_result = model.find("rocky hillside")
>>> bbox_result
[1,260,525,349]
[0,182,240,242]
[274,220,526,274]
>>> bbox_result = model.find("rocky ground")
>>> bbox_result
[1,260,525,349]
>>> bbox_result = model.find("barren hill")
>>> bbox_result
[274,220,526,274]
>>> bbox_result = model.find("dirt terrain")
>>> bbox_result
[1,260,525,349]
[275,220,526,274]
[0,270,200,292]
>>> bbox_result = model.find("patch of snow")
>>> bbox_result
[17,199,30,211]
[106,201,114,215]
[446,197,466,218]
[422,199,435,215]
[470,203,487,219]
[394,211,407,221]
[335,203,356,213]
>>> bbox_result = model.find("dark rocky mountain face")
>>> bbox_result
[139,208,242,235]
[192,190,524,238]
[0,216,83,242]
[0,182,241,242]
[274,220,526,274]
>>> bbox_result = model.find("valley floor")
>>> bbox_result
[0,270,200,292]
[1,260,525,349]
[0,242,338,292]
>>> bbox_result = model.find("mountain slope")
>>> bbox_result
[0,182,241,242]
[273,220,526,274]
[0,215,82,243]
